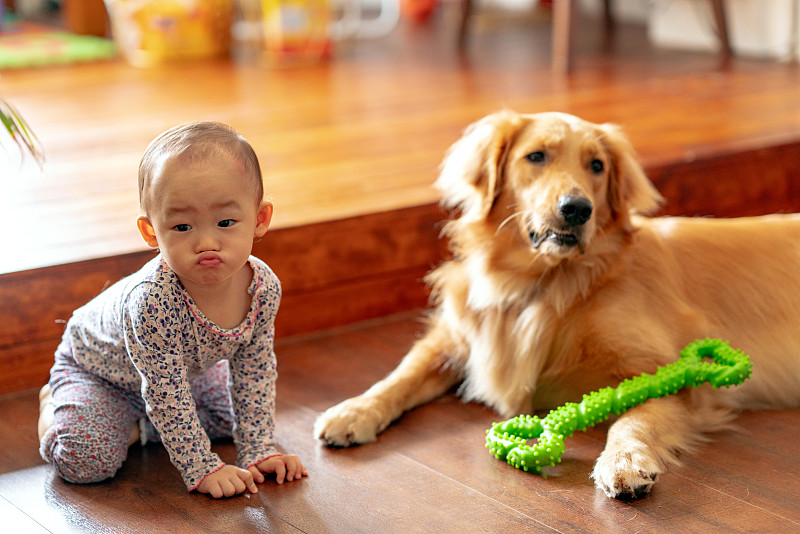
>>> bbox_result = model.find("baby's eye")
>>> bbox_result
[173,224,192,232]
[218,219,236,228]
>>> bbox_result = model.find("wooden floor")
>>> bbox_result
[3,3,800,531]
[2,311,800,533]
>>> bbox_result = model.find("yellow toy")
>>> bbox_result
[107,0,233,66]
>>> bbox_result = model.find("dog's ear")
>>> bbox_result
[599,123,664,227]
[435,110,525,219]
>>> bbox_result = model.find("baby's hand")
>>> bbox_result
[197,464,259,498]
[248,454,308,484]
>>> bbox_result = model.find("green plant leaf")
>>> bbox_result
[1,97,45,167]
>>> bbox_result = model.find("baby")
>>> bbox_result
[38,121,306,498]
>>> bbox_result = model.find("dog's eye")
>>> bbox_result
[590,159,604,174]
[526,151,546,165]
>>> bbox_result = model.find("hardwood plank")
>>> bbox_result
[374,397,800,533]
[0,495,50,534]
[275,318,422,412]
[0,400,546,533]
[236,402,551,533]
[0,464,303,534]
[0,390,43,474]
[277,315,800,533]
[675,409,800,525]
[2,313,800,532]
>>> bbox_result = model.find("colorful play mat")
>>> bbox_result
[0,18,116,68]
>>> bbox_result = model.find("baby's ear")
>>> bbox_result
[137,216,159,248]
[255,201,273,238]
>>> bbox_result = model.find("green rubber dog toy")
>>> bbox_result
[485,338,753,473]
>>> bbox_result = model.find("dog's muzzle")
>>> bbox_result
[558,195,593,227]
[529,196,593,250]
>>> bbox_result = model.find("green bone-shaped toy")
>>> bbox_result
[485,338,752,473]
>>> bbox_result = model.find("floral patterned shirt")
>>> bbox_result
[62,254,281,490]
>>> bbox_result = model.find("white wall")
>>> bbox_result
[579,0,651,23]
[649,0,800,60]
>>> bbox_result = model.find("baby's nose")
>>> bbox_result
[195,231,220,252]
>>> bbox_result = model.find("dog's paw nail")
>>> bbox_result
[614,483,652,501]
[638,469,658,482]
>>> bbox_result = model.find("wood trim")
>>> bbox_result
[0,204,445,393]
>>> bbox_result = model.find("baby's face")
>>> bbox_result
[140,154,269,290]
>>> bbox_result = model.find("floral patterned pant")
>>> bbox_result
[40,349,234,484]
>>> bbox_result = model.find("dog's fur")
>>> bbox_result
[313,110,800,499]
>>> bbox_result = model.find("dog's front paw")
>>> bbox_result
[314,397,390,447]
[591,449,662,500]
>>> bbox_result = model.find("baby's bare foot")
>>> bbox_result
[37,384,54,441]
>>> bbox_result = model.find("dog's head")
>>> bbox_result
[436,110,663,265]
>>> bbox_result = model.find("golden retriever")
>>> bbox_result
[313,110,800,499]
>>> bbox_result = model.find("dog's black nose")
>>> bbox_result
[558,196,593,227]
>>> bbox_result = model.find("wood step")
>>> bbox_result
[3,137,800,394]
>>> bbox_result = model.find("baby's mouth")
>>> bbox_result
[198,253,222,267]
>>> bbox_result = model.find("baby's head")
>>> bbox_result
[136,121,273,289]
[138,121,264,217]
